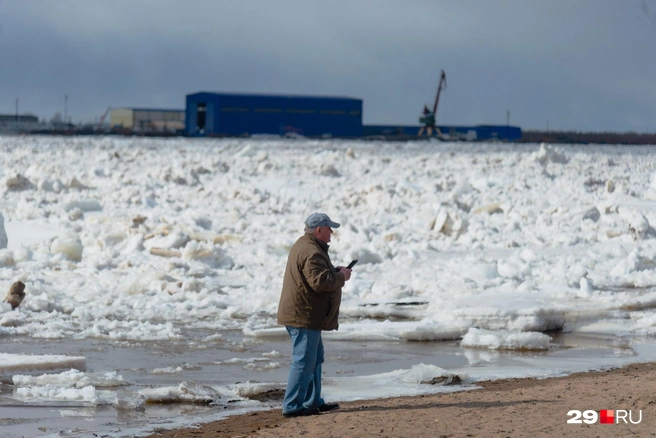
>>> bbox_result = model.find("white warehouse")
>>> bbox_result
[110,108,184,133]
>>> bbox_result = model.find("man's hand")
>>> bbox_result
[341,268,352,281]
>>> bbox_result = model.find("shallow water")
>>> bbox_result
[1,329,653,437]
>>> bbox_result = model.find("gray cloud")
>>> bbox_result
[1,0,655,132]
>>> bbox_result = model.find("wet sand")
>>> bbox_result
[146,362,656,438]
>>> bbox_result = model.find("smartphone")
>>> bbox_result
[346,260,358,269]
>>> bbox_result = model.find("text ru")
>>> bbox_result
[567,410,642,424]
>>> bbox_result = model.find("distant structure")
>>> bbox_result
[519,130,656,145]
[110,108,185,134]
[363,124,522,142]
[11,93,525,141]
[185,92,363,138]
[418,70,447,137]
[0,114,47,133]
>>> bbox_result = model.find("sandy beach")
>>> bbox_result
[146,362,655,438]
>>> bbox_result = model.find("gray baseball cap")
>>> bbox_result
[305,213,340,229]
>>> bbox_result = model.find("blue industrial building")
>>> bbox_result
[362,124,522,142]
[184,91,521,141]
[186,92,362,137]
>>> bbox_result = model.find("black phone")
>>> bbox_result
[346,260,358,269]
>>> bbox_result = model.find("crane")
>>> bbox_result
[96,106,111,133]
[418,70,446,137]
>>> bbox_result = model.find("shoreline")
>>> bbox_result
[146,362,656,437]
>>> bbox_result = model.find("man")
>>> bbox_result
[277,212,352,418]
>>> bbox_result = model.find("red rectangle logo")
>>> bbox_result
[600,410,614,424]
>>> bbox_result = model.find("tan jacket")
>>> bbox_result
[277,233,345,331]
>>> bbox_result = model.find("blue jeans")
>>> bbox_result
[282,326,325,414]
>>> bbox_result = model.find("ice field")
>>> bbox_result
[2,136,656,436]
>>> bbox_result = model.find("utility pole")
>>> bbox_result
[15,98,18,132]
[64,94,68,125]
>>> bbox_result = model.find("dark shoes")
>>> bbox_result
[283,407,320,418]
[318,402,340,412]
[282,403,340,418]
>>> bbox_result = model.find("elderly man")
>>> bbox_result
[277,212,352,418]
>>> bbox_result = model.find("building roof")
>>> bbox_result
[0,114,39,123]
[113,108,184,112]
[187,91,361,101]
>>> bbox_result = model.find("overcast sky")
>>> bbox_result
[1,0,655,132]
